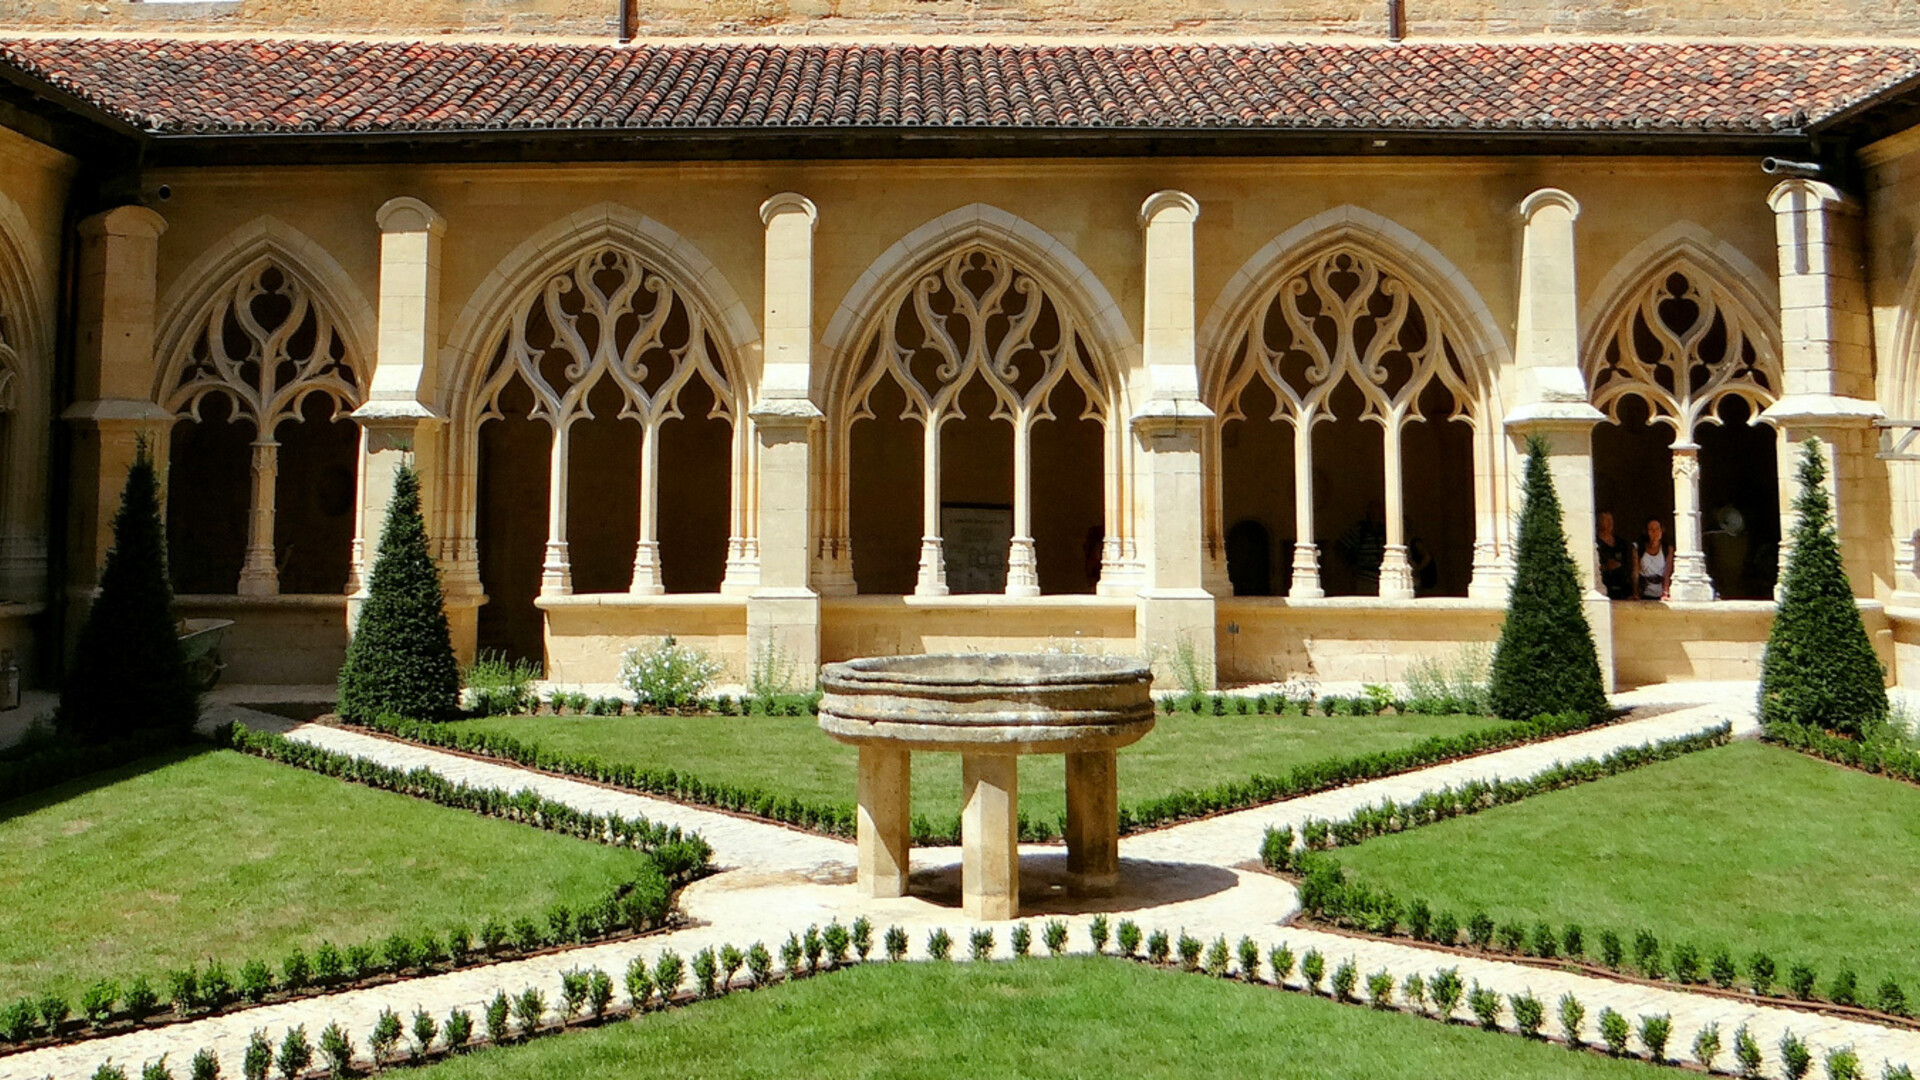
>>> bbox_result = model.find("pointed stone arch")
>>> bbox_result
[0,187,51,604]
[442,205,759,622]
[819,204,1135,597]
[1581,222,1784,603]
[153,217,375,596]
[1200,206,1513,600]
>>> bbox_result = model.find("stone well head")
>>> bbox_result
[817,652,1156,755]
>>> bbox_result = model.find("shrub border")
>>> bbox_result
[355,708,1615,844]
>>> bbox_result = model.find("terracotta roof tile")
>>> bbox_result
[0,38,1915,137]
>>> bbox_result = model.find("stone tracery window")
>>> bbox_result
[1586,261,1781,601]
[0,308,16,415]
[161,260,361,595]
[1213,247,1482,599]
[474,245,740,600]
[842,248,1109,595]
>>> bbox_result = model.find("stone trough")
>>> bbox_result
[817,653,1154,920]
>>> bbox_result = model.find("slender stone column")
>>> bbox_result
[1289,418,1323,597]
[961,751,1020,921]
[1761,179,1884,597]
[1135,191,1216,687]
[65,206,171,613]
[857,744,912,898]
[352,198,447,625]
[747,194,825,680]
[628,425,664,594]
[1669,441,1713,601]
[1505,189,1614,684]
[1378,421,1414,599]
[540,423,573,596]
[237,438,280,595]
[915,420,948,595]
[1064,748,1119,895]
[1006,421,1040,596]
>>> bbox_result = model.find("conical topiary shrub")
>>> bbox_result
[60,439,200,741]
[336,461,459,723]
[1488,436,1608,722]
[1758,439,1886,737]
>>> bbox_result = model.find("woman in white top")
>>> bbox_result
[1638,518,1673,600]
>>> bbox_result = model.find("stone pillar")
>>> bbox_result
[629,424,664,595]
[1134,191,1216,688]
[961,751,1020,921]
[1667,441,1713,601]
[747,194,825,683]
[856,744,911,898]
[352,199,448,628]
[1378,422,1414,599]
[64,206,171,615]
[1505,189,1615,686]
[237,438,280,595]
[1761,180,1885,597]
[1063,747,1119,895]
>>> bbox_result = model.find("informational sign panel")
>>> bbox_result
[941,504,1012,595]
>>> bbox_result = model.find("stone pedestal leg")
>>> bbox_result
[961,752,1020,920]
[1064,748,1119,896]
[857,745,911,899]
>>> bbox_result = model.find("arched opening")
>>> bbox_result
[1697,396,1779,600]
[1587,260,1780,602]
[158,258,362,597]
[477,375,550,663]
[836,247,1112,597]
[1211,245,1482,600]
[849,372,922,595]
[273,392,357,594]
[1221,378,1295,597]
[167,393,251,594]
[468,243,743,632]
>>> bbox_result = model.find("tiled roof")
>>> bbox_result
[1,38,1917,137]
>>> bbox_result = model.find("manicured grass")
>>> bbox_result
[1334,739,1920,984]
[0,747,656,1002]
[414,957,1663,1080]
[458,710,1492,831]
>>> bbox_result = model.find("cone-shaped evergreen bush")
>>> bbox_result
[1488,436,1608,721]
[337,462,459,723]
[1758,439,1886,737]
[59,440,199,741]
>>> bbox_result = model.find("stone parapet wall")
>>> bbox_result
[173,594,349,686]
[0,0,1909,38]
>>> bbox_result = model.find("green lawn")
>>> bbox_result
[0,747,657,1002]
[1334,740,1920,985]
[458,710,1492,831]
[414,956,1663,1080]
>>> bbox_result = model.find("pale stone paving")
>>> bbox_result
[10,682,1905,1080]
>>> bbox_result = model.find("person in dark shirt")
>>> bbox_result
[1596,511,1634,600]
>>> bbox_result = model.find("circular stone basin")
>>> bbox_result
[818,652,1156,755]
[818,653,1155,920]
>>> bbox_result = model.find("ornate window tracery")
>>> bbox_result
[475,245,740,596]
[161,260,363,595]
[1585,259,1782,602]
[1213,246,1483,599]
[843,247,1108,595]
[0,309,17,414]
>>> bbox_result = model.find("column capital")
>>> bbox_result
[1138,189,1199,228]
[748,398,824,428]
[1505,401,1605,433]
[1130,397,1215,436]
[1517,187,1581,223]
[760,192,819,228]
[78,204,166,241]
[376,197,446,236]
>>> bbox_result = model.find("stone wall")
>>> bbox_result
[0,0,1906,38]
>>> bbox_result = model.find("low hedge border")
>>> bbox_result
[80,918,1912,1080]
[1765,720,1920,787]
[0,723,718,1058]
[358,708,1611,845]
